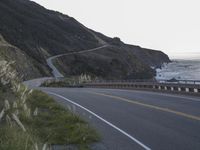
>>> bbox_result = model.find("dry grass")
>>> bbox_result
[0,60,100,150]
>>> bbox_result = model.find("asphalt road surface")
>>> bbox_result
[38,87,200,150]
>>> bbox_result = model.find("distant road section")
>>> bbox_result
[46,45,108,78]
[23,77,53,88]
[46,57,64,78]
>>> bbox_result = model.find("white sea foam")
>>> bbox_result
[156,60,200,80]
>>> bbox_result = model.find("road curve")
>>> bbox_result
[46,45,108,78]
[39,87,200,150]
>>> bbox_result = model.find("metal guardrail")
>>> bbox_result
[54,77,200,85]
[91,79,200,85]
[84,81,200,94]
[42,78,200,94]
[157,79,200,85]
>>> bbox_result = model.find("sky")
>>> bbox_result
[32,0,200,59]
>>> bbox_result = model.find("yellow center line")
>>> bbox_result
[88,91,200,122]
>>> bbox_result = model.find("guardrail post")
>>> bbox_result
[178,87,181,92]
[185,88,189,92]
[171,87,174,91]
[194,88,198,93]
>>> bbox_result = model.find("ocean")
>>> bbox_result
[156,59,200,81]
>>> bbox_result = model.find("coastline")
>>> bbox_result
[155,59,200,81]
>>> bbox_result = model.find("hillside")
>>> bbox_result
[0,34,45,79]
[0,0,170,80]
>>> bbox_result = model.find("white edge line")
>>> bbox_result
[47,92,151,150]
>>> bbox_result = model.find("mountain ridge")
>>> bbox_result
[0,0,170,80]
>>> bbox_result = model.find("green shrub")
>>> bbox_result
[0,126,41,150]
[25,91,100,147]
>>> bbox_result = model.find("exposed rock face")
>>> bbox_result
[0,0,170,80]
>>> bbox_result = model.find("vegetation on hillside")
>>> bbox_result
[54,46,157,79]
[0,35,44,80]
[41,74,92,87]
[0,60,100,150]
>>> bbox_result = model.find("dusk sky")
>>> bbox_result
[32,0,200,59]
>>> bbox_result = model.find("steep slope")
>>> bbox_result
[0,34,45,80]
[55,45,155,79]
[0,0,170,80]
[94,31,170,67]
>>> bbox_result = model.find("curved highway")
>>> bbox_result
[46,45,108,78]
[28,42,200,150]
[37,87,200,150]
